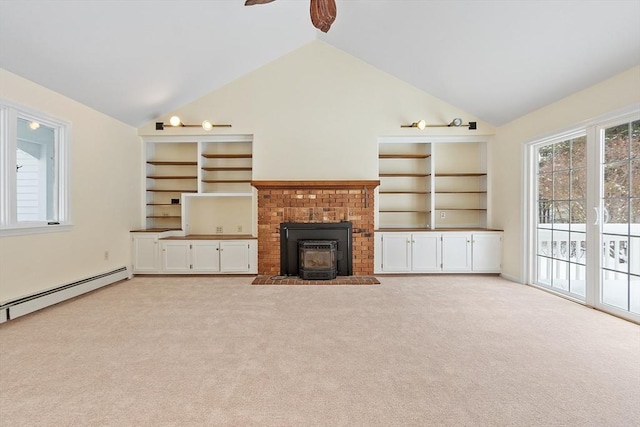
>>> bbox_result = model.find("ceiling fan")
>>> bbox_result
[245,0,337,33]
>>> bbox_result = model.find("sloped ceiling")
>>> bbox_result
[1,0,638,127]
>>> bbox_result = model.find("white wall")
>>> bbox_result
[138,41,494,180]
[0,69,142,302]
[492,65,640,282]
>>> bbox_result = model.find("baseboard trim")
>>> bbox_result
[0,267,129,322]
[500,273,523,284]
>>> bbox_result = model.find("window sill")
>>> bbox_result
[0,224,73,237]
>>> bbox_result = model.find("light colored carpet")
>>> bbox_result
[0,275,638,426]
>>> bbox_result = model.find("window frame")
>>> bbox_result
[0,99,72,236]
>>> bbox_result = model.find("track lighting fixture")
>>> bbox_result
[401,118,477,130]
[169,115,181,127]
[155,116,232,131]
[401,120,426,130]
[447,118,477,129]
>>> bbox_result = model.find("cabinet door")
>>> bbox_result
[132,235,160,272]
[412,233,441,272]
[219,241,250,273]
[192,241,220,272]
[472,233,502,272]
[161,241,191,272]
[381,233,412,272]
[441,233,471,272]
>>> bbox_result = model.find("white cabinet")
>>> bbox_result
[219,241,251,273]
[161,240,193,272]
[132,235,257,275]
[441,232,472,272]
[471,232,502,272]
[379,233,412,272]
[375,231,501,274]
[191,241,220,272]
[412,234,441,272]
[131,233,160,273]
[375,232,440,273]
[161,240,256,273]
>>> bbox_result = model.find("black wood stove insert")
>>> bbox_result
[298,240,338,280]
[280,222,353,277]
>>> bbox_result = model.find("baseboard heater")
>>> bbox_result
[0,267,129,323]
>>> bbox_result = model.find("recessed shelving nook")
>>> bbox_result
[201,141,253,194]
[378,142,433,229]
[432,142,487,229]
[145,142,198,230]
[141,135,255,234]
[376,136,490,230]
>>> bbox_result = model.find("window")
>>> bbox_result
[0,100,71,235]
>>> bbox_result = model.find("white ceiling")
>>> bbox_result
[1,0,639,127]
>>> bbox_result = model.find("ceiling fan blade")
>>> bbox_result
[245,0,276,5]
[310,0,336,33]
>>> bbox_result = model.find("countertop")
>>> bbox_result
[375,228,503,232]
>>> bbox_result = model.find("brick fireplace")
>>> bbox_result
[251,180,379,276]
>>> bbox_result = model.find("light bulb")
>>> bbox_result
[169,116,181,127]
[450,118,463,127]
[416,120,426,130]
[202,120,213,131]
[29,121,40,130]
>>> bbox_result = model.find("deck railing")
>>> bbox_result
[536,223,639,312]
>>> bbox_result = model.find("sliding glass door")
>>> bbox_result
[598,119,639,316]
[535,134,587,300]
[529,111,639,322]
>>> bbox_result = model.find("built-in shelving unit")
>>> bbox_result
[141,136,255,234]
[201,146,252,193]
[432,143,487,229]
[377,139,488,230]
[145,143,198,230]
[378,142,432,229]
[196,143,254,235]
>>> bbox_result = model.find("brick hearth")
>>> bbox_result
[251,180,379,276]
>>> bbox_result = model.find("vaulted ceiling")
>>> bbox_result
[1,0,638,127]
